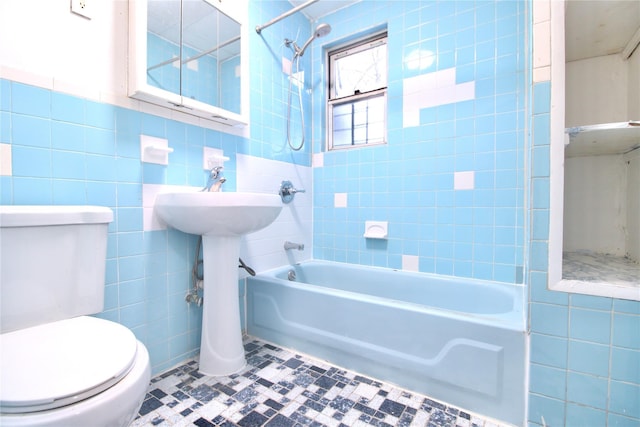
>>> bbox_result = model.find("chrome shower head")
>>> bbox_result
[314,23,332,38]
[296,23,332,57]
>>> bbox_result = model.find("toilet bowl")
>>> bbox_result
[0,206,151,426]
[0,316,150,427]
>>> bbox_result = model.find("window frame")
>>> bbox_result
[326,32,388,151]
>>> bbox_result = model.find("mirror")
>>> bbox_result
[129,0,247,127]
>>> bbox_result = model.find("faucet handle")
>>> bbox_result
[210,165,223,177]
[279,180,305,203]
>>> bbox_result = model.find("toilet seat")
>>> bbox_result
[0,316,138,414]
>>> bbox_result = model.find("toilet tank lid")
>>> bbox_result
[0,206,113,227]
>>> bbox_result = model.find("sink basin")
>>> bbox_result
[154,190,282,376]
[155,191,282,236]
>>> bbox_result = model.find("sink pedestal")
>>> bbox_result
[153,191,283,377]
[199,235,246,376]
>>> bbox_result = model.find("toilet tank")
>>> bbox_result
[0,206,113,333]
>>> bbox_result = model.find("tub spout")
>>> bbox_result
[284,241,304,251]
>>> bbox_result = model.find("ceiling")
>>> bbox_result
[289,0,640,63]
[288,0,359,20]
[149,0,640,66]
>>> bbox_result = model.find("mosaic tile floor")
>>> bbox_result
[131,338,510,427]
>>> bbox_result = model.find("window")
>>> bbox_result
[327,33,387,150]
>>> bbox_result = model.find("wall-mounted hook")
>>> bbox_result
[279,180,305,203]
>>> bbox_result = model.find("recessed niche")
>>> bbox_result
[548,1,640,301]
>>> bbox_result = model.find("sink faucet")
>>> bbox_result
[202,166,226,192]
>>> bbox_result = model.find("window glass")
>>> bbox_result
[328,33,387,150]
[331,40,387,99]
[331,94,385,148]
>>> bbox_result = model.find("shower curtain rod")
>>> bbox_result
[255,0,319,34]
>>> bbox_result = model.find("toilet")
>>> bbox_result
[0,206,151,427]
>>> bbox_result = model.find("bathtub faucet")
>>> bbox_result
[284,241,304,251]
[279,180,305,203]
[202,166,226,192]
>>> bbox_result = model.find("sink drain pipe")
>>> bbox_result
[186,236,204,306]
[186,237,257,306]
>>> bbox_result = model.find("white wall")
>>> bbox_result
[565,54,629,127]
[565,47,640,128]
[624,46,639,263]
[628,51,640,120]
[546,0,565,287]
[0,0,242,134]
[237,155,312,274]
[625,148,640,262]
[563,154,628,256]
[564,46,639,260]
[0,0,128,102]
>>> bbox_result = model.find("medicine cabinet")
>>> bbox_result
[548,1,640,301]
[129,0,248,127]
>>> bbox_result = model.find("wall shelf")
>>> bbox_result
[565,121,640,157]
[563,251,639,285]
[559,121,640,301]
[559,251,639,301]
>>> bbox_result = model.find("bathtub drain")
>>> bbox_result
[287,270,296,281]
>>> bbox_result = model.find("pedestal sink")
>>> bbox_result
[155,191,282,376]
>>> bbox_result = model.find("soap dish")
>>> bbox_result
[363,221,388,239]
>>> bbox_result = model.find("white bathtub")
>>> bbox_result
[247,260,526,425]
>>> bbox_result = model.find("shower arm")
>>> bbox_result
[297,37,314,57]
[255,0,319,34]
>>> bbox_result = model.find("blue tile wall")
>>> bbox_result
[0,78,254,374]
[248,0,314,166]
[528,80,640,426]
[2,1,638,424]
[0,0,322,375]
[311,1,527,284]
